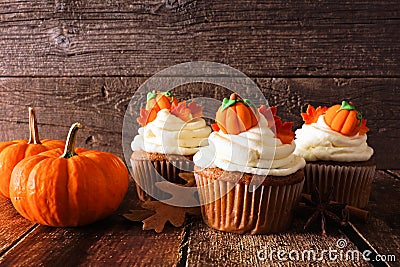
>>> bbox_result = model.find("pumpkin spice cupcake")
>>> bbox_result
[294,101,375,208]
[193,94,305,234]
[131,91,211,201]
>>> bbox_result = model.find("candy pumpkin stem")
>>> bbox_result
[61,123,82,159]
[339,101,355,111]
[27,107,41,145]
[229,93,238,100]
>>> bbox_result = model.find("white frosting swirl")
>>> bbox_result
[294,115,374,162]
[131,109,211,155]
[193,115,305,176]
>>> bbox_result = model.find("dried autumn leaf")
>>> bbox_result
[155,172,199,208]
[359,119,369,135]
[276,121,295,145]
[211,123,220,132]
[301,105,328,124]
[141,201,200,233]
[188,100,203,118]
[123,209,156,222]
[124,171,200,233]
[137,108,151,127]
[170,101,192,122]
[259,105,294,144]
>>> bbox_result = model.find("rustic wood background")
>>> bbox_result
[0,0,399,169]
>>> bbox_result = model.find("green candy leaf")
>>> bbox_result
[147,91,157,102]
[340,101,355,111]
[356,112,363,126]
[221,98,236,110]
[163,91,172,97]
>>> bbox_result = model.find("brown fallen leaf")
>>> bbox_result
[123,209,156,222]
[124,171,201,233]
[141,201,201,233]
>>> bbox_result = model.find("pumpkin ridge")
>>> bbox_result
[47,158,70,226]
[331,109,349,132]
[342,111,358,135]
[73,154,114,224]
[82,152,129,215]
[11,155,48,223]
[27,157,56,225]
[0,143,28,198]
[67,156,90,226]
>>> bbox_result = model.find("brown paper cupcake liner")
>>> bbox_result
[303,163,376,208]
[131,158,194,202]
[195,172,304,234]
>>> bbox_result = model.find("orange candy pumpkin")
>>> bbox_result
[145,91,178,123]
[0,108,65,199]
[215,93,259,135]
[324,101,363,136]
[10,123,129,227]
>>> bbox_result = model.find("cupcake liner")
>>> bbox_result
[195,172,304,234]
[131,158,194,202]
[303,163,376,208]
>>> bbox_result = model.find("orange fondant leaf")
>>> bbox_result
[171,101,192,122]
[359,119,369,135]
[188,100,203,118]
[259,105,294,144]
[276,121,295,144]
[137,108,151,127]
[211,123,220,132]
[301,104,328,124]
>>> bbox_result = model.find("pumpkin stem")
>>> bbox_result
[27,107,41,145]
[229,93,238,100]
[61,123,82,159]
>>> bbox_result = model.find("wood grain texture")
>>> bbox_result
[386,170,400,179]
[184,171,400,266]
[0,198,36,256]
[1,77,399,168]
[0,184,185,266]
[0,1,399,77]
[353,171,400,260]
[184,219,371,266]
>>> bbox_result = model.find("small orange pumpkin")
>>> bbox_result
[0,108,65,199]
[324,101,363,136]
[215,93,259,135]
[10,123,129,227]
[145,90,178,123]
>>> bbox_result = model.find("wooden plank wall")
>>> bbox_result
[0,1,399,168]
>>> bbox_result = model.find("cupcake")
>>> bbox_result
[131,91,211,201]
[294,101,375,208]
[193,93,305,234]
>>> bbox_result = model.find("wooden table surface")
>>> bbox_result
[0,170,399,266]
[0,0,399,266]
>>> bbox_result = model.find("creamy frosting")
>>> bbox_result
[131,109,211,155]
[294,115,374,162]
[193,115,305,176]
